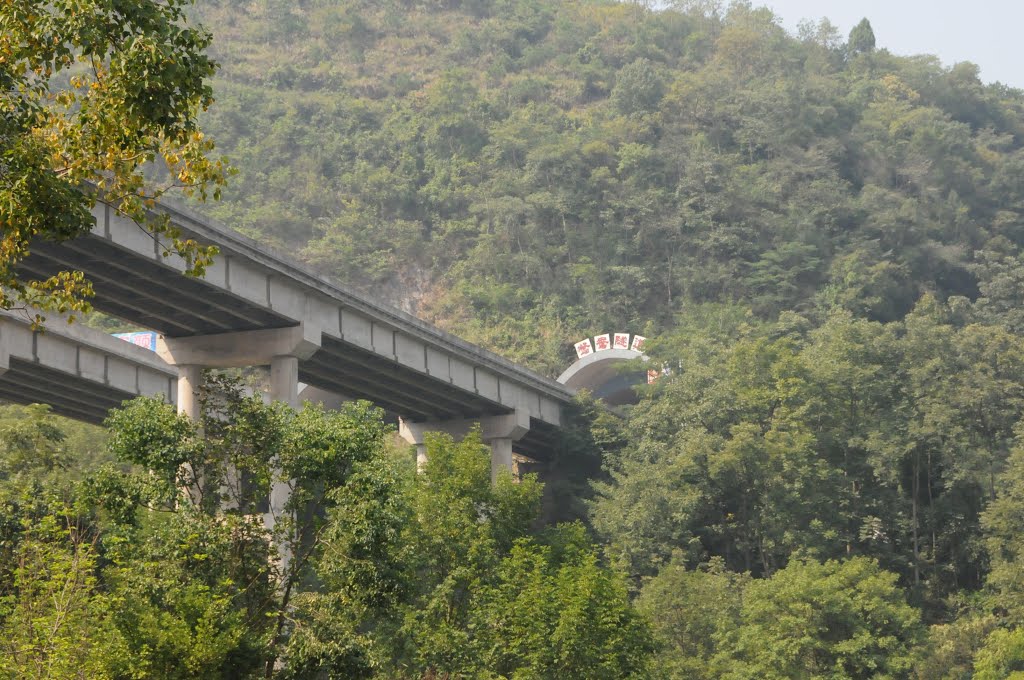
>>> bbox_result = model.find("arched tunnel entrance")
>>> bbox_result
[556,346,647,406]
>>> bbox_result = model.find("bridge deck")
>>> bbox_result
[14,200,574,457]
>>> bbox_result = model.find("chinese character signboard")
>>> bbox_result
[113,331,158,351]
[573,332,648,361]
[574,338,594,358]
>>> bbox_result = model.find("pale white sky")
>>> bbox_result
[755,0,1024,89]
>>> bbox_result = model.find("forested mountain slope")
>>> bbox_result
[10,1,1024,675]
[191,0,1024,376]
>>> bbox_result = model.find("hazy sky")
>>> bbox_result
[755,0,1024,89]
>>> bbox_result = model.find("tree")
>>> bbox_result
[720,557,923,679]
[98,378,395,676]
[0,407,120,678]
[973,627,1024,679]
[1,0,228,324]
[611,58,665,115]
[393,430,651,678]
[0,509,117,679]
[847,18,876,55]
[982,435,1024,623]
[637,558,747,679]
[467,525,654,679]
[289,429,654,678]
[592,317,846,579]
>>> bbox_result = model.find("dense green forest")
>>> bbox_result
[7,0,1024,676]
[190,0,1024,374]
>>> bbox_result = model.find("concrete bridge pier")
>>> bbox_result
[399,408,530,483]
[176,364,203,421]
[174,364,205,506]
[157,323,322,547]
[267,354,298,543]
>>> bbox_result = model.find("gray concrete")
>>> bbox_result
[0,309,177,423]
[297,383,350,411]
[157,324,321,368]
[266,355,299,573]
[399,409,529,480]
[174,363,203,506]
[270,355,300,409]
[490,438,514,483]
[176,365,202,421]
[16,199,574,460]
[557,348,647,406]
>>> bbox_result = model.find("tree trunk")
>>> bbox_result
[912,450,920,586]
[927,448,936,581]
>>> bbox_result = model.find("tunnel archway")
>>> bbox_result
[556,347,647,406]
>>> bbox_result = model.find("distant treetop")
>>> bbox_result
[848,17,876,54]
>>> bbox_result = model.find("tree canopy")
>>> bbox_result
[0,0,228,324]
[0,386,651,677]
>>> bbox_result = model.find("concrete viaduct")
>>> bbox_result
[10,199,576,480]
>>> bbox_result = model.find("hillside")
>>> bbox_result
[10,1,1024,676]
[189,0,1024,377]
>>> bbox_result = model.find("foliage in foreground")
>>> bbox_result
[0,386,651,678]
[593,300,1024,678]
[1,0,228,323]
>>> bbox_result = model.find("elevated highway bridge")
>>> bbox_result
[11,200,575,473]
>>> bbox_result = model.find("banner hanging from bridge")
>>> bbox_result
[113,331,158,351]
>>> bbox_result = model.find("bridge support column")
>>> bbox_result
[489,437,514,483]
[270,355,299,408]
[480,410,530,483]
[266,355,298,534]
[398,419,459,472]
[176,364,202,420]
[156,324,321,548]
[399,409,530,483]
[175,364,204,505]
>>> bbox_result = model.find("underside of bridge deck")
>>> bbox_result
[19,237,294,337]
